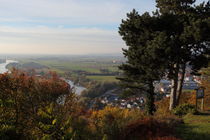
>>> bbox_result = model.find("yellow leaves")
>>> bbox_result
[37,108,51,119]
[40,134,51,140]
[92,106,126,119]
[88,107,144,139]
[37,104,55,119]
[47,104,54,114]
[90,106,143,130]
[102,134,108,140]
[52,119,57,125]
[91,106,142,121]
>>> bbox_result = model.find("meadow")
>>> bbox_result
[16,55,123,82]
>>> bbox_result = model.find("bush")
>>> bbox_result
[173,104,197,116]
[120,118,181,140]
[155,97,171,117]
[155,136,182,140]
[0,125,21,140]
[179,91,196,105]
[90,106,144,139]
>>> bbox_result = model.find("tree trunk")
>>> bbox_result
[169,79,177,110]
[176,63,186,105]
[146,81,155,115]
[169,64,179,110]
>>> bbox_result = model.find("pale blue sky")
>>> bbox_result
[0,0,207,54]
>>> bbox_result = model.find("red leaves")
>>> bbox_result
[121,118,181,140]
[0,69,74,138]
[0,69,71,101]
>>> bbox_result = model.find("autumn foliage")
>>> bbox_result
[0,70,183,140]
[155,91,197,117]
[201,67,210,111]
[121,118,182,140]
[0,69,71,139]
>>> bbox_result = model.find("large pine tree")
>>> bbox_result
[156,0,210,109]
[119,0,210,112]
[118,10,169,115]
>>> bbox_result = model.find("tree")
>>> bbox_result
[118,0,210,112]
[118,10,169,115]
[156,0,210,110]
[0,70,72,139]
[200,66,210,110]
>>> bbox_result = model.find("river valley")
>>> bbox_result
[0,60,86,95]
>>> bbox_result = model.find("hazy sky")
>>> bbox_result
[0,0,207,55]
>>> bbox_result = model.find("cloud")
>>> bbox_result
[0,0,207,55]
[0,0,157,54]
[0,0,156,25]
[0,26,125,54]
[0,0,123,24]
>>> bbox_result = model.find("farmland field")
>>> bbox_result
[86,75,118,82]
[15,55,124,82]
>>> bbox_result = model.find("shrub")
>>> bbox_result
[0,125,21,140]
[120,118,181,140]
[155,92,197,117]
[155,97,171,116]
[154,136,182,140]
[90,106,144,139]
[173,104,197,116]
[179,91,196,105]
[200,67,210,110]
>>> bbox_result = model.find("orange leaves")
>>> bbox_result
[200,67,210,110]
[155,91,197,116]
[0,69,71,104]
[0,69,73,138]
[155,97,170,116]
[90,106,143,127]
[179,91,196,105]
[89,107,146,139]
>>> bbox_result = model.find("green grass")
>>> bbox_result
[176,113,210,140]
[19,59,119,74]
[86,76,118,82]
[17,58,121,82]
[182,89,194,92]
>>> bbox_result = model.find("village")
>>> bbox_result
[93,69,201,110]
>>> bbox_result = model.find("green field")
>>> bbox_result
[176,113,210,140]
[87,75,118,82]
[19,60,118,72]
[17,56,122,82]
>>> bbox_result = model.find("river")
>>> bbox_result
[0,60,86,95]
[66,80,86,95]
[0,60,18,73]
